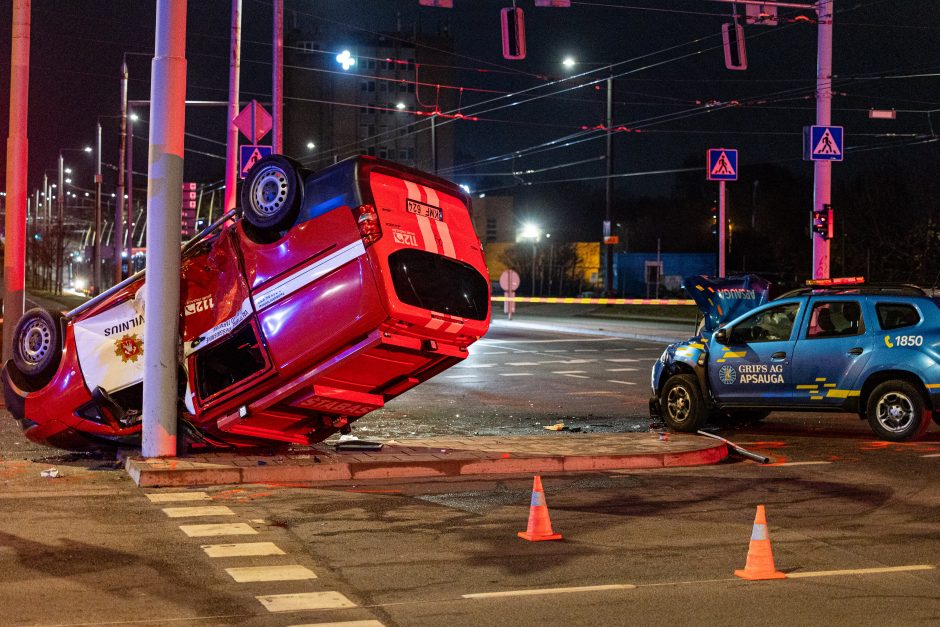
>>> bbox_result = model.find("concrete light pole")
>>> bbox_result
[142,0,188,458]
[224,0,242,212]
[812,0,833,279]
[115,60,128,283]
[94,121,102,295]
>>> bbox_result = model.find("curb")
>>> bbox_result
[125,436,728,487]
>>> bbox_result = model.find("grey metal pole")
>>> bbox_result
[115,60,128,283]
[142,0,188,458]
[812,0,833,279]
[57,152,64,293]
[272,0,283,153]
[224,0,242,212]
[430,113,437,174]
[605,75,613,295]
[127,110,134,264]
[94,121,102,295]
[718,180,726,277]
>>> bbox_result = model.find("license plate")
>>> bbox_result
[406,199,443,221]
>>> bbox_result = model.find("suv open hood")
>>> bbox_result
[684,274,771,335]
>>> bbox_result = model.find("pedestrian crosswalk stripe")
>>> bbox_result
[607,367,637,372]
[201,542,285,557]
[608,380,636,385]
[226,565,317,583]
[552,370,586,374]
[180,523,258,537]
[256,591,356,612]
[146,492,210,503]
[163,505,234,518]
[605,358,639,363]
[499,372,534,376]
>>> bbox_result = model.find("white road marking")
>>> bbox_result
[288,621,385,627]
[505,361,546,366]
[257,591,356,612]
[499,373,534,377]
[454,363,494,368]
[922,453,940,458]
[482,338,619,344]
[540,359,595,365]
[787,565,934,578]
[543,349,569,353]
[464,584,636,599]
[180,523,258,537]
[163,505,234,518]
[608,380,636,385]
[771,461,833,467]
[202,542,285,557]
[480,351,508,355]
[226,565,317,583]
[566,374,590,379]
[607,367,637,372]
[605,358,640,363]
[573,349,598,353]
[552,370,586,374]
[145,492,210,503]
[446,374,478,379]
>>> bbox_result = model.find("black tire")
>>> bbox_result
[660,374,707,432]
[12,308,63,381]
[240,154,304,231]
[866,380,930,441]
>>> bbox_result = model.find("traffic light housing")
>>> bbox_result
[710,203,718,236]
[500,7,526,60]
[812,204,833,240]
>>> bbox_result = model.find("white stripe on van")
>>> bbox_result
[425,318,445,330]
[444,322,463,333]
[253,240,366,311]
[435,219,457,258]
[403,180,439,254]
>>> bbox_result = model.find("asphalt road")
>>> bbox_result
[3,317,940,625]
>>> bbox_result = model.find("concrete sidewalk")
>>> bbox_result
[125,432,728,487]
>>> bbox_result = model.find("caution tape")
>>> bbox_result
[491,296,696,305]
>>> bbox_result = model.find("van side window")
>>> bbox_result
[807,301,865,338]
[876,303,920,330]
[730,303,799,343]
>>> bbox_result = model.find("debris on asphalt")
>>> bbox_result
[657,431,670,442]
[335,440,384,452]
[40,467,60,478]
[544,422,567,431]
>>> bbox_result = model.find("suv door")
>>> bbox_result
[790,298,873,406]
[708,301,802,405]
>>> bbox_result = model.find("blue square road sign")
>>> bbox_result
[240,145,273,179]
[804,126,843,161]
[707,148,738,181]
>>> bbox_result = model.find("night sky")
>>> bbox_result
[1,1,938,244]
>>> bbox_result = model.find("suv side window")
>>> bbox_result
[807,301,865,338]
[730,303,800,343]
[876,303,920,330]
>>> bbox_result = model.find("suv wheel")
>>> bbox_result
[12,308,63,383]
[240,155,304,232]
[866,380,930,441]
[661,374,706,432]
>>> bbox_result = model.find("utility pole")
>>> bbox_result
[115,60,128,283]
[142,0,188,458]
[604,74,613,294]
[812,0,833,279]
[272,0,283,153]
[94,121,102,295]
[4,0,30,362]
[718,180,727,277]
[127,108,134,265]
[57,152,64,293]
[224,0,242,212]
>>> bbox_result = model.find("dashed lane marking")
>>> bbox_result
[163,505,235,518]
[445,374,478,379]
[787,565,934,578]
[505,361,547,366]
[922,454,940,458]
[608,380,636,385]
[480,351,508,354]
[180,523,258,537]
[202,542,285,557]
[464,584,636,599]
[288,621,385,627]
[454,363,494,368]
[552,370,586,374]
[226,565,317,583]
[146,492,210,503]
[605,358,640,363]
[770,461,833,467]
[607,367,637,372]
[573,349,599,353]
[257,591,357,612]
[499,372,534,377]
[543,349,568,353]
[566,374,591,379]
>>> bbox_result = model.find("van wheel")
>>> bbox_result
[240,155,304,231]
[660,374,706,432]
[866,380,930,441]
[12,308,63,383]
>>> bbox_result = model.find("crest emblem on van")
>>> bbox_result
[114,334,144,363]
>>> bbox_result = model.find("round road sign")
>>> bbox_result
[499,269,521,292]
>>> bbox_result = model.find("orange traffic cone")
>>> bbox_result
[734,505,786,580]
[518,475,562,542]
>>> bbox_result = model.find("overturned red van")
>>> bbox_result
[3,155,491,450]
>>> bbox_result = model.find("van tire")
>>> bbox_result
[12,308,63,383]
[241,155,304,231]
[866,380,930,441]
[661,374,706,432]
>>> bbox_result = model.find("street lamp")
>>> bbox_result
[520,222,541,297]
[306,141,316,150]
[336,49,356,71]
[57,146,93,294]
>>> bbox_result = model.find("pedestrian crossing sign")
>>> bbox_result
[239,144,272,179]
[707,148,738,181]
[804,125,844,161]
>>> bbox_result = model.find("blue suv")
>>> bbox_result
[650,276,940,441]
